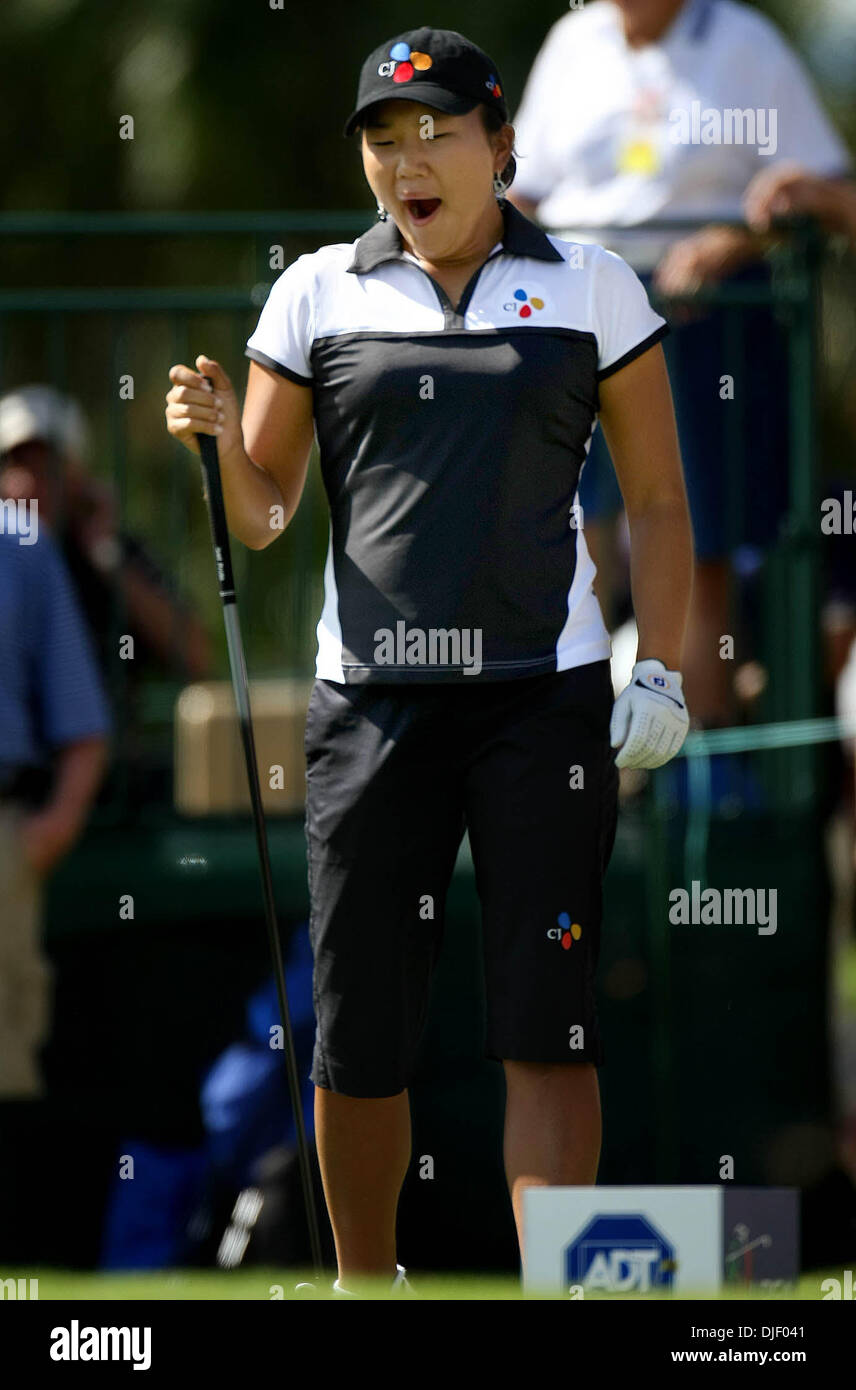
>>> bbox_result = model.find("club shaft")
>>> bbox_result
[196,426,324,1276]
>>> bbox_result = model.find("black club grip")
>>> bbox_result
[196,379,237,604]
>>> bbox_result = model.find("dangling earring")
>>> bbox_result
[493,173,506,201]
[376,201,388,221]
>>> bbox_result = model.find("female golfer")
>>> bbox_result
[165,26,693,1296]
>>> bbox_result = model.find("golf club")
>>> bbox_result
[195,396,324,1278]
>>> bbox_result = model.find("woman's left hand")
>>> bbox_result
[610,659,689,769]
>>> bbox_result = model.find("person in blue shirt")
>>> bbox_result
[0,520,111,1101]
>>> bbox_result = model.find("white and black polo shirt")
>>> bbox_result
[245,201,667,684]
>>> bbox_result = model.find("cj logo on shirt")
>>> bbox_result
[503,288,545,318]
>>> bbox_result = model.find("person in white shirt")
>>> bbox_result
[510,0,848,271]
[510,0,850,726]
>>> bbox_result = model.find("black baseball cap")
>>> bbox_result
[344,27,507,138]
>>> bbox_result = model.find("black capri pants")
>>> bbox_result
[304,659,619,1097]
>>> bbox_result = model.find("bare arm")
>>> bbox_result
[118,564,212,679]
[597,345,693,670]
[21,735,109,876]
[239,360,315,548]
[165,355,315,551]
[62,475,214,677]
[652,224,771,296]
[744,166,856,243]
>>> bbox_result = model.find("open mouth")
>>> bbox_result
[402,197,442,225]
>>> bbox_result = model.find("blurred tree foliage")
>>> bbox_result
[1,0,852,217]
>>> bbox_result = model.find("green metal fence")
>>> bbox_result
[0,212,827,819]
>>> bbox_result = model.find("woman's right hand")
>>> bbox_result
[165,354,243,459]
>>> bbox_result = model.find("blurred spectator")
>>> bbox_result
[509,0,851,725]
[0,519,110,1257]
[0,385,211,685]
[98,924,319,1270]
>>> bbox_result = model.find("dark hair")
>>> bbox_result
[479,103,516,192]
[354,100,517,191]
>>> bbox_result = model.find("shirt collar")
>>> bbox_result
[667,0,714,42]
[605,0,715,46]
[346,199,564,275]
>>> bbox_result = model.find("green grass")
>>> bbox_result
[2,1269,845,1300]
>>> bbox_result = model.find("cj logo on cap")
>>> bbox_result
[485,72,503,99]
[378,42,433,83]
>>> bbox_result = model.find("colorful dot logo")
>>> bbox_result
[484,72,503,99]
[557,912,582,951]
[378,43,433,84]
[503,288,545,318]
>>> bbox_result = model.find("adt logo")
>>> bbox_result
[565,1214,676,1293]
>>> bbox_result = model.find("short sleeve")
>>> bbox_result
[32,536,111,748]
[245,253,316,385]
[590,246,669,380]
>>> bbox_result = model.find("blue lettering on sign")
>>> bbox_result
[565,1214,676,1293]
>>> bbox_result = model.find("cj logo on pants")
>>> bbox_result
[546,911,582,950]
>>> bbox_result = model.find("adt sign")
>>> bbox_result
[565,1214,676,1293]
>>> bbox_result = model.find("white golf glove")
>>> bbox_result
[610,658,689,769]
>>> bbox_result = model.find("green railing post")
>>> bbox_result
[108,312,131,817]
[647,777,681,1182]
[761,219,823,810]
[785,219,823,805]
